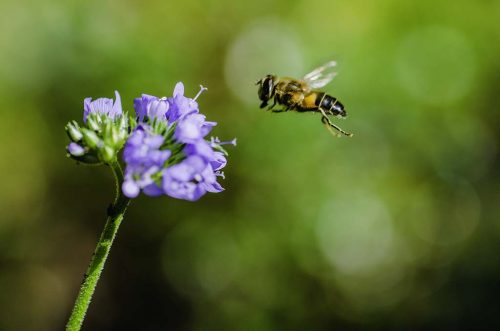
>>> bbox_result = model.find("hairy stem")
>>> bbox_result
[66,162,130,331]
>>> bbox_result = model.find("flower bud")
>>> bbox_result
[66,91,132,165]
[87,116,101,131]
[67,142,85,156]
[99,145,116,163]
[66,122,83,142]
[82,128,102,149]
[110,126,122,147]
[119,114,128,129]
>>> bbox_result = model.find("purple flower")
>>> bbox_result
[210,151,227,171]
[67,142,85,156]
[174,113,217,144]
[83,91,122,123]
[184,140,226,171]
[122,126,171,198]
[121,82,233,200]
[208,137,235,171]
[166,82,200,122]
[162,155,223,201]
[184,140,227,181]
[134,94,169,122]
[184,139,216,161]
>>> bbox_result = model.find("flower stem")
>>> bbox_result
[66,162,130,331]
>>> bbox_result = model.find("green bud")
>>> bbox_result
[110,126,121,147]
[105,121,113,135]
[119,114,128,130]
[129,114,137,130]
[87,116,100,131]
[99,145,116,163]
[66,122,83,142]
[82,128,101,149]
[119,129,128,144]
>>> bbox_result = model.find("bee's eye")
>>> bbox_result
[258,82,265,99]
[263,77,273,94]
[263,78,270,91]
[258,77,273,101]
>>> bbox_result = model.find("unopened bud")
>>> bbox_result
[82,129,101,149]
[87,116,100,131]
[100,145,116,163]
[67,142,85,156]
[66,122,83,142]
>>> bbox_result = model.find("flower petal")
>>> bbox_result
[173,82,184,97]
[143,183,164,197]
[122,180,140,198]
[67,142,85,156]
[110,90,123,118]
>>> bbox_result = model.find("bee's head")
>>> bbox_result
[256,75,276,108]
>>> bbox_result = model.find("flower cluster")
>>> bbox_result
[122,83,235,201]
[65,83,235,201]
[66,91,128,164]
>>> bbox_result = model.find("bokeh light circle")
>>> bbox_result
[224,18,303,106]
[316,191,395,275]
[406,176,480,247]
[396,26,476,105]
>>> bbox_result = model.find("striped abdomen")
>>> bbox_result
[313,92,346,117]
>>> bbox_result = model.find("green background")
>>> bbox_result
[1,0,499,330]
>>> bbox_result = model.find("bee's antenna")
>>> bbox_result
[319,109,353,137]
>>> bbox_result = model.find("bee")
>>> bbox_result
[256,61,353,137]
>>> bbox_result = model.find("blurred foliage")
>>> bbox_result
[0,0,499,330]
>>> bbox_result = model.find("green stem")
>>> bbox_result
[66,162,130,331]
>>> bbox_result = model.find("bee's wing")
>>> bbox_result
[303,61,338,89]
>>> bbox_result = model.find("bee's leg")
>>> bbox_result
[272,105,290,113]
[267,97,277,111]
[278,92,297,112]
[321,117,341,137]
[269,94,289,112]
[319,108,353,137]
[271,108,287,113]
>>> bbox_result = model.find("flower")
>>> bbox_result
[184,139,216,161]
[174,113,216,144]
[66,91,129,164]
[166,82,200,122]
[66,83,234,200]
[210,151,227,171]
[121,82,234,201]
[67,142,85,156]
[134,95,170,122]
[83,91,122,123]
[162,155,222,201]
[122,126,171,198]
